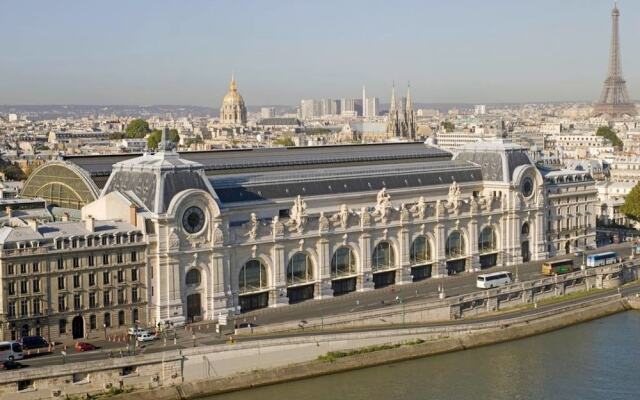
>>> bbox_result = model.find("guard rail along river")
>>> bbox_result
[2,260,639,400]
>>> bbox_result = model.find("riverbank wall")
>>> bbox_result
[235,262,634,336]
[106,294,634,400]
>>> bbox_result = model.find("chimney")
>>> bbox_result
[129,204,137,226]
[27,219,39,232]
[85,215,95,233]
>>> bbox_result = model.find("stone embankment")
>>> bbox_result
[2,262,639,400]
[109,293,636,400]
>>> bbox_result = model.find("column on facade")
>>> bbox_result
[315,238,333,299]
[397,227,412,284]
[209,251,231,319]
[509,214,523,266]
[534,210,547,260]
[434,223,446,277]
[269,244,288,306]
[358,233,374,290]
[468,220,480,272]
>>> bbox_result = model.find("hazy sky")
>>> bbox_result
[1,0,639,106]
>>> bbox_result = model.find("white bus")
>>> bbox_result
[585,252,619,267]
[0,341,23,362]
[476,271,513,289]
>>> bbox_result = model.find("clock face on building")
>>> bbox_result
[522,177,534,198]
[182,206,205,234]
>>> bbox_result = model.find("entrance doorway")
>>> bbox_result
[521,241,530,262]
[72,316,84,339]
[186,294,202,323]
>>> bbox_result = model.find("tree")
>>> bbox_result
[441,121,455,132]
[147,129,180,150]
[274,136,295,147]
[621,182,640,222]
[596,126,623,149]
[125,119,151,139]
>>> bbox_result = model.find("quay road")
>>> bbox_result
[14,242,635,369]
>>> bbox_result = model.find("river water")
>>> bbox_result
[208,311,640,400]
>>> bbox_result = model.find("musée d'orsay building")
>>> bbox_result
[1,135,597,341]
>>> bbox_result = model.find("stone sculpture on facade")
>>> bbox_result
[410,196,426,219]
[212,223,224,245]
[359,206,372,227]
[318,211,329,233]
[288,195,308,233]
[400,203,410,223]
[330,204,351,229]
[245,213,258,240]
[272,216,285,237]
[446,180,461,211]
[373,187,392,222]
[168,227,180,250]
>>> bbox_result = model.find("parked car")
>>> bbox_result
[19,336,49,350]
[136,333,158,343]
[0,360,24,370]
[127,328,150,337]
[74,342,97,352]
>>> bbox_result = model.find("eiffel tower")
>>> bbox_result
[593,4,637,118]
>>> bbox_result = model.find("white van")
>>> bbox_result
[0,341,24,362]
[476,271,513,289]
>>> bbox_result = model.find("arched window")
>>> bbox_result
[410,237,431,264]
[287,252,313,285]
[104,312,111,328]
[239,259,268,293]
[118,310,125,326]
[372,241,395,271]
[186,269,201,286]
[479,227,497,253]
[446,231,466,258]
[331,247,356,277]
[521,222,530,236]
[132,308,139,323]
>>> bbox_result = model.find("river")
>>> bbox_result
[208,311,640,400]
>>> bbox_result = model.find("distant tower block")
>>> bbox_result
[593,4,637,118]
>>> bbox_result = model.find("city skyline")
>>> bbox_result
[1,1,640,106]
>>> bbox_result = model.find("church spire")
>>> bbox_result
[229,72,237,92]
[386,82,401,137]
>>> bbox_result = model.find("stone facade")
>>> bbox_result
[0,218,147,342]
[1,140,598,336]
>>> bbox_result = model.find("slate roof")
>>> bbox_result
[211,160,482,204]
[100,150,213,214]
[454,140,533,183]
[63,142,452,182]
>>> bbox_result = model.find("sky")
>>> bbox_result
[1,0,639,106]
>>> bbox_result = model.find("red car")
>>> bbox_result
[74,342,97,352]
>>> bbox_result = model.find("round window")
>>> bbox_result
[522,177,534,198]
[182,206,205,234]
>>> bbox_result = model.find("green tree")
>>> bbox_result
[621,182,640,222]
[125,119,151,138]
[441,121,455,132]
[274,136,295,146]
[147,129,180,150]
[596,126,623,149]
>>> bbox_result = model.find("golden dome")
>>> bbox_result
[220,74,247,125]
[222,76,245,107]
